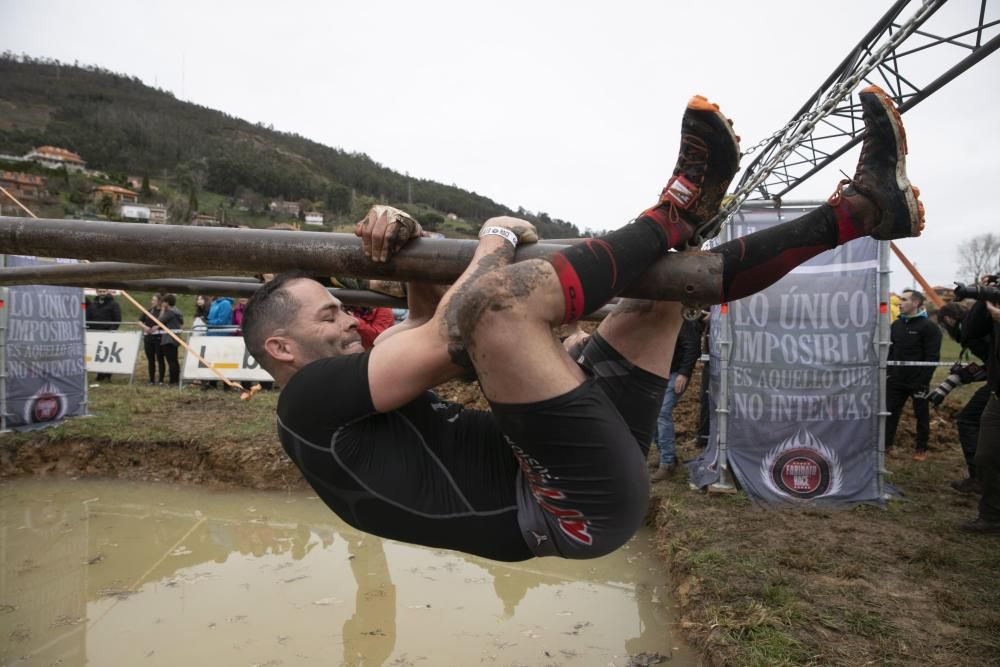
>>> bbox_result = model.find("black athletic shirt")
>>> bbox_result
[276,351,533,562]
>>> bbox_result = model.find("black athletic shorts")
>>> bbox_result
[276,332,668,561]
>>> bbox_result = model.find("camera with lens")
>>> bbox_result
[927,361,986,406]
[953,275,1000,303]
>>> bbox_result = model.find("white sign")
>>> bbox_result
[182,335,274,382]
[85,331,142,375]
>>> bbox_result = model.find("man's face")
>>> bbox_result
[899,292,919,316]
[96,289,109,299]
[281,279,363,365]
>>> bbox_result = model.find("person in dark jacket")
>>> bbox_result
[930,301,991,493]
[651,316,701,481]
[885,289,942,460]
[157,294,184,386]
[958,277,1000,534]
[86,288,122,382]
[139,293,165,385]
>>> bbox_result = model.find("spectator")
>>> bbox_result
[139,293,164,385]
[86,288,122,382]
[193,295,211,334]
[204,295,234,389]
[233,298,249,334]
[651,316,701,481]
[957,275,1000,534]
[345,306,396,350]
[931,301,991,493]
[207,295,234,335]
[157,294,184,386]
[885,289,942,461]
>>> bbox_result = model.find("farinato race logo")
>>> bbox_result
[760,429,843,500]
[22,382,68,424]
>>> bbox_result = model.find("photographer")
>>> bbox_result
[956,274,1000,534]
[930,301,990,493]
[886,289,942,461]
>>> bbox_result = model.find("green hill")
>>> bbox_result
[0,54,581,238]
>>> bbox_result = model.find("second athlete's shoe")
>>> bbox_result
[828,85,925,240]
[643,95,741,244]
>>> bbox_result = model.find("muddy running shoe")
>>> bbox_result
[828,85,925,240]
[643,95,741,245]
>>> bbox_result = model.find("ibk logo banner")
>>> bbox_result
[182,335,274,382]
[85,331,142,375]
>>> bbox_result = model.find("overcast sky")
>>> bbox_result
[1,0,997,290]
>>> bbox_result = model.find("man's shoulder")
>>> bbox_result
[278,351,374,419]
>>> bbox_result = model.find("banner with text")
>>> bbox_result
[688,208,882,505]
[182,335,273,382]
[4,255,87,431]
[85,331,142,376]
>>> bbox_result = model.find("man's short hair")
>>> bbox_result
[242,271,312,372]
[162,293,177,307]
[903,288,925,306]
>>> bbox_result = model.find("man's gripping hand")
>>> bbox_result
[479,216,539,245]
[355,205,423,263]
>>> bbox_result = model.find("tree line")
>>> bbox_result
[0,54,581,238]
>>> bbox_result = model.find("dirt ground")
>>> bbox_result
[1,374,998,666]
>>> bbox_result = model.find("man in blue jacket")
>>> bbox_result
[207,296,234,336]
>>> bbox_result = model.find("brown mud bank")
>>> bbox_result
[1,375,998,666]
[0,436,303,490]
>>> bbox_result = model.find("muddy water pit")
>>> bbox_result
[0,479,695,666]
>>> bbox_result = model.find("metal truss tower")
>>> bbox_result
[737,0,1000,202]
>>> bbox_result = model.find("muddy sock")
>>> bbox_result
[710,204,848,302]
[547,208,692,323]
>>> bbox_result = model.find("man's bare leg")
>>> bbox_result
[461,96,740,402]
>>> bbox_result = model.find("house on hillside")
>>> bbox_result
[126,176,160,193]
[269,200,300,216]
[148,204,168,224]
[191,213,218,226]
[26,146,86,172]
[304,211,324,226]
[93,184,139,205]
[0,171,46,201]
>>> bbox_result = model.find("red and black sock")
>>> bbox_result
[547,206,693,323]
[710,202,866,302]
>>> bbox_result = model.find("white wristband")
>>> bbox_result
[479,226,518,248]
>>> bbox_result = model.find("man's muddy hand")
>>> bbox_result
[355,205,423,263]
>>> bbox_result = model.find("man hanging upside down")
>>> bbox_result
[242,86,924,562]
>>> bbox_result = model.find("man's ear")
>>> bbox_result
[264,335,295,364]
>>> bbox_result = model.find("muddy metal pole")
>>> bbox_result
[876,241,891,500]
[0,253,6,432]
[0,261,227,285]
[0,217,724,304]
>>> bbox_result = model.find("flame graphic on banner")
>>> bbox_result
[760,428,843,500]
